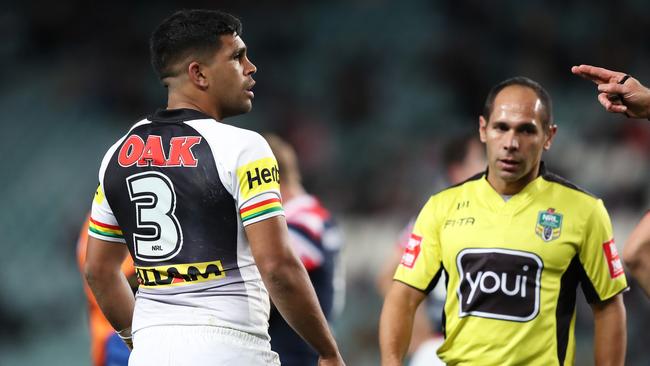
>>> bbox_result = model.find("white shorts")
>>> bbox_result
[129,325,280,366]
[408,336,445,366]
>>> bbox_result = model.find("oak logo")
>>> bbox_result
[456,248,543,322]
[118,135,202,167]
[136,260,226,287]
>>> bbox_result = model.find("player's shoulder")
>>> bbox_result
[98,117,151,178]
[140,107,261,143]
[540,165,600,204]
[184,116,266,152]
[198,118,261,140]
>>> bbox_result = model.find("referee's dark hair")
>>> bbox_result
[482,76,553,131]
[150,9,242,81]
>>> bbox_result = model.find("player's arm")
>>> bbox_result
[84,236,135,348]
[571,64,650,118]
[591,294,626,366]
[379,281,426,366]
[622,211,650,296]
[246,216,344,366]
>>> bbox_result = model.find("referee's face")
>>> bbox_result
[204,33,257,119]
[479,85,557,195]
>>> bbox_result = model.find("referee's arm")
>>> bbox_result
[379,280,426,366]
[591,294,626,366]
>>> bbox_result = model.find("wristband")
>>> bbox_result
[117,327,132,338]
[117,327,133,349]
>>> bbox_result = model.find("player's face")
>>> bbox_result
[479,85,556,194]
[204,33,257,119]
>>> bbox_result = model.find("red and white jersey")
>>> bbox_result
[89,108,284,339]
[284,194,341,271]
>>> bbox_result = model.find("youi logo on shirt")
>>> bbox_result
[456,248,543,322]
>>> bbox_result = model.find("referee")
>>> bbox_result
[380,77,628,365]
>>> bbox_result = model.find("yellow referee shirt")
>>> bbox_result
[395,164,627,365]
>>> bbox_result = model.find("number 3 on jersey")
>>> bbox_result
[127,171,183,261]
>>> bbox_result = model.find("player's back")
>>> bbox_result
[90,108,284,339]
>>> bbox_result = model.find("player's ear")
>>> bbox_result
[543,124,558,151]
[479,116,488,143]
[187,61,209,89]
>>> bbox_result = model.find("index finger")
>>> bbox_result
[571,64,624,84]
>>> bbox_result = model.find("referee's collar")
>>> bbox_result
[148,108,214,123]
[479,161,549,210]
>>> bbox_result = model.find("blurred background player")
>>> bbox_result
[376,133,485,366]
[77,216,136,366]
[572,64,650,297]
[265,134,345,366]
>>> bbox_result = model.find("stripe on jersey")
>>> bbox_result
[240,193,283,224]
[135,260,226,288]
[287,226,324,270]
[88,217,123,239]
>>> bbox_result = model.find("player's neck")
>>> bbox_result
[167,92,223,121]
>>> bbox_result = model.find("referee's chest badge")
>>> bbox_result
[535,208,563,242]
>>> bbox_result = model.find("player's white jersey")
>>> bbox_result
[89,108,284,338]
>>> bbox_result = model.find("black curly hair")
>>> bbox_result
[150,9,242,80]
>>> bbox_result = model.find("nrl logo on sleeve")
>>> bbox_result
[535,208,563,242]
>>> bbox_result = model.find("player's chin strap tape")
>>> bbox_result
[117,327,133,349]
